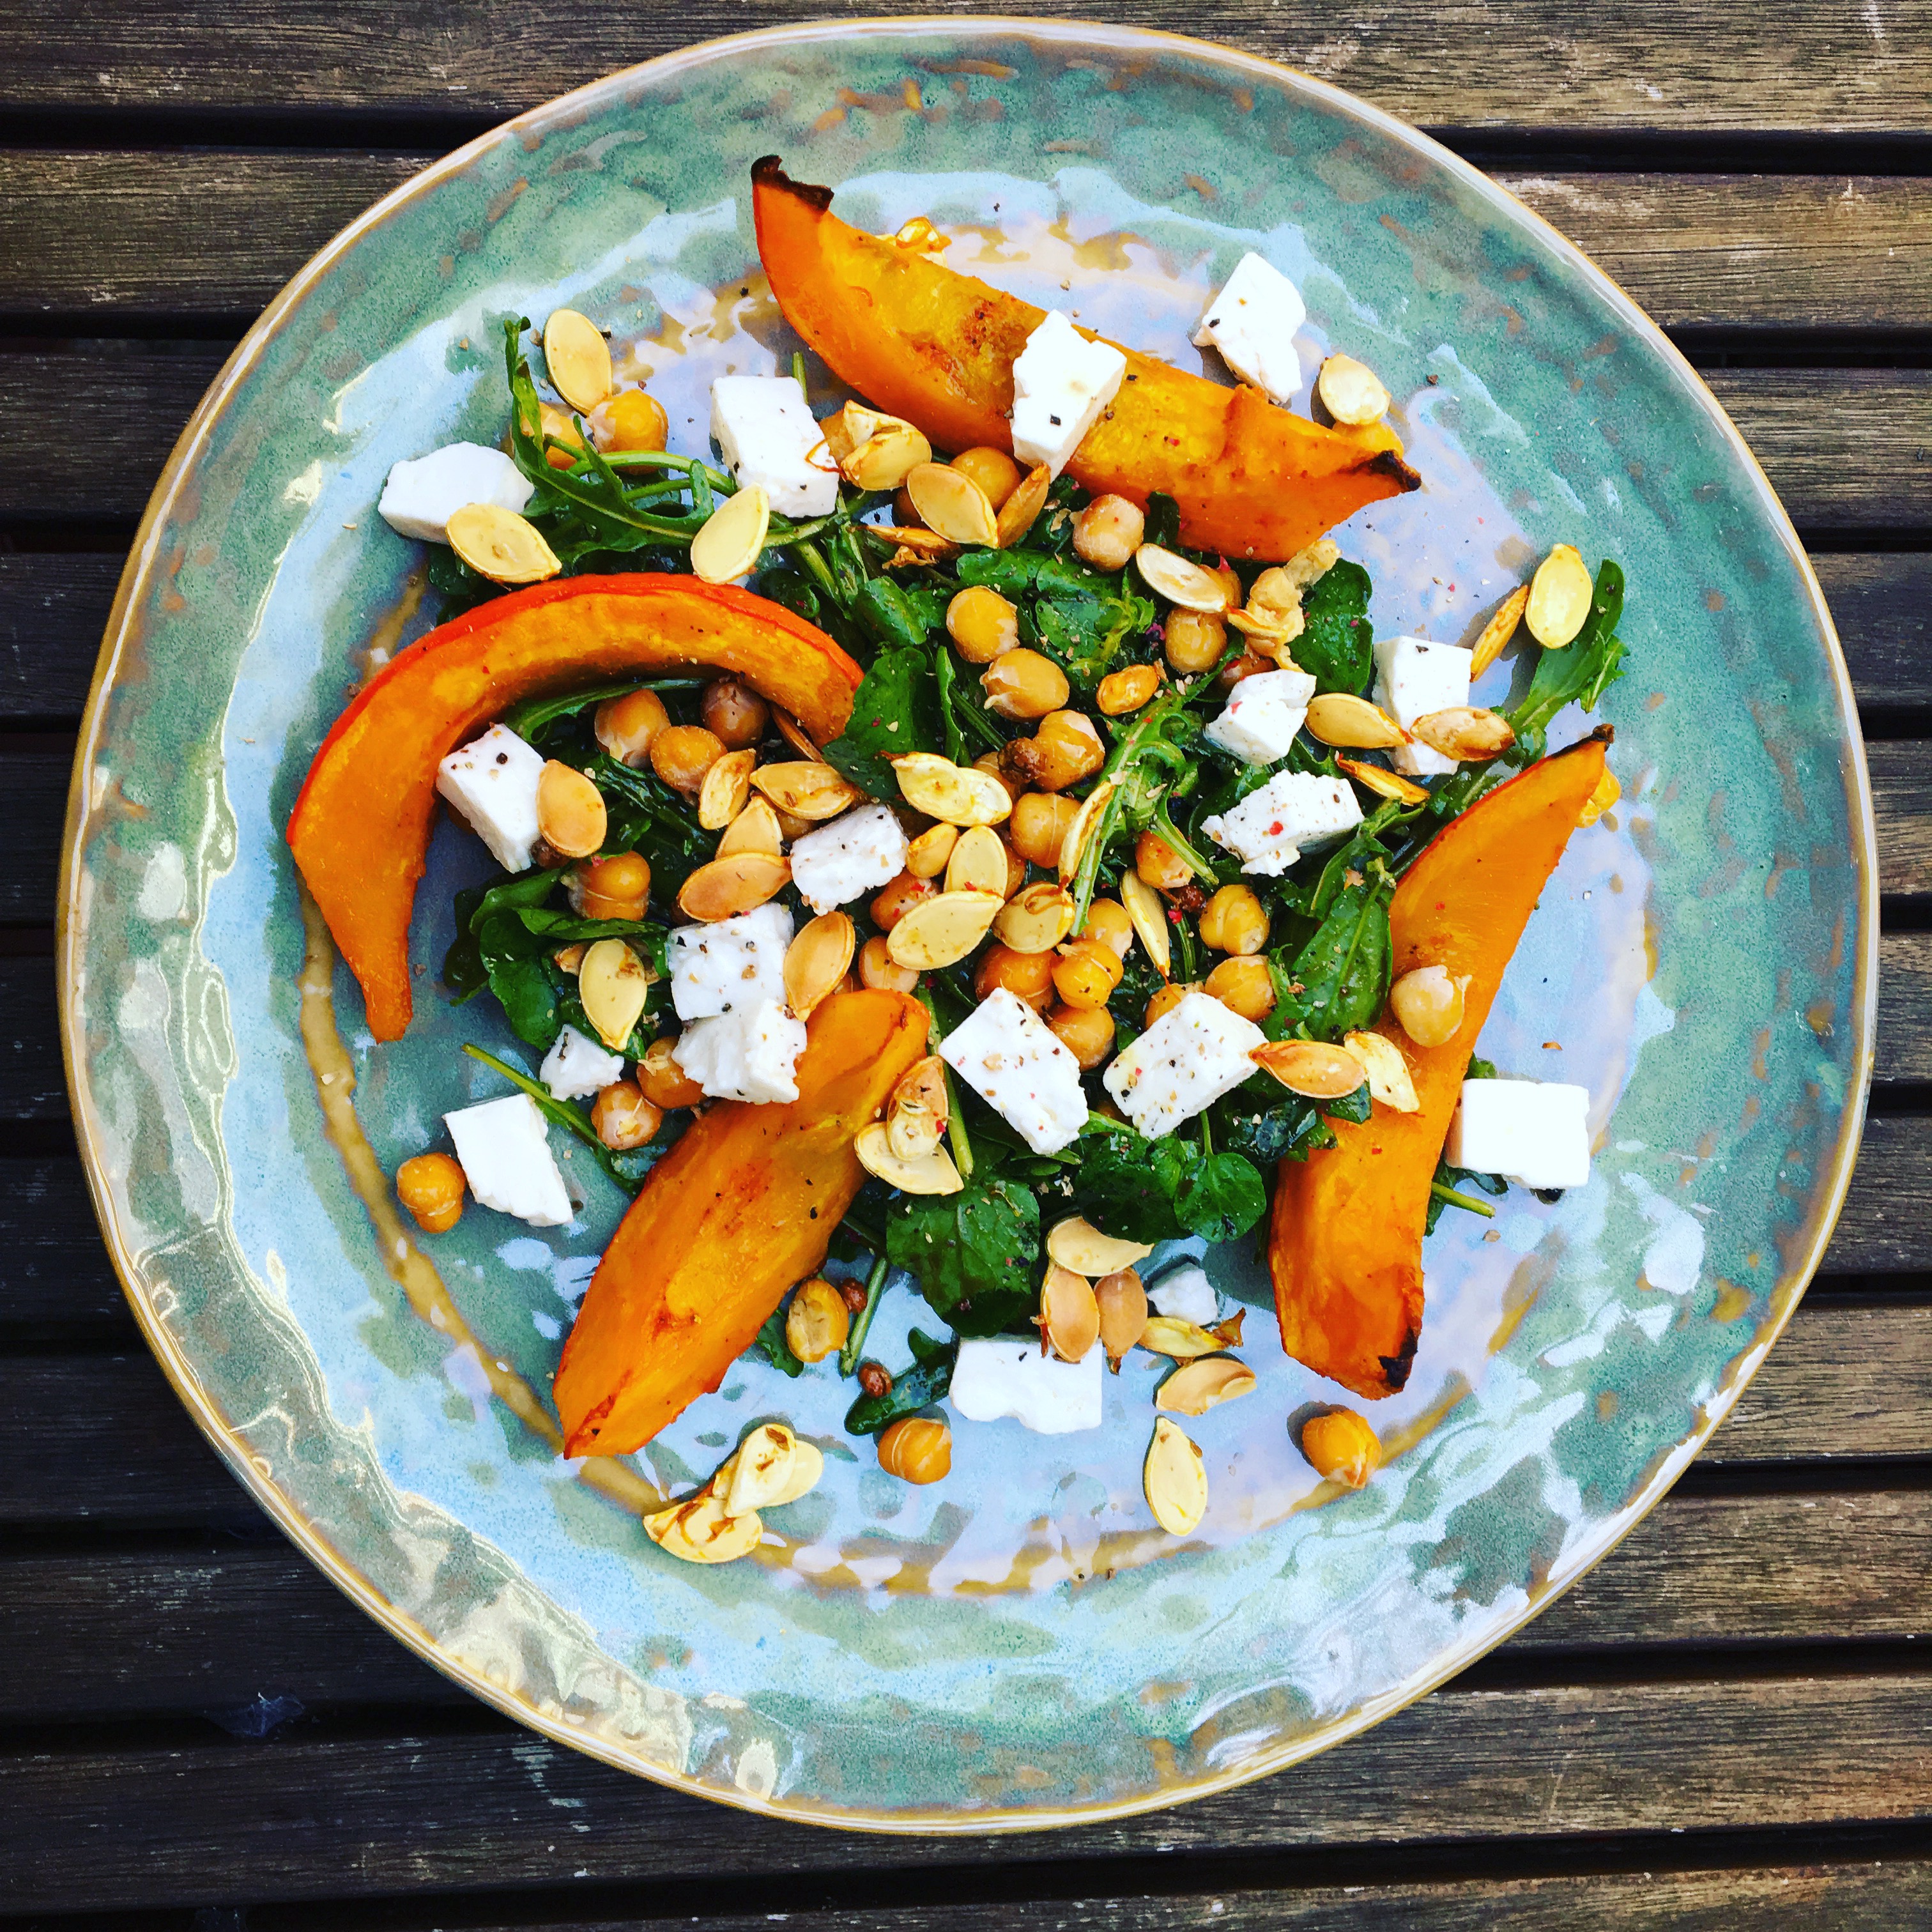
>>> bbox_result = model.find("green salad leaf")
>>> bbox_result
[956,549,1155,690]
[844,1328,957,1436]
[1291,559,1376,694]
[885,1164,1039,1335]
[1292,865,1394,1040]
[820,645,944,798]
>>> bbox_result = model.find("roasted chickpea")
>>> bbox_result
[1096,663,1163,715]
[1009,791,1082,869]
[595,687,670,766]
[871,870,934,931]
[975,942,1056,1012]
[1071,493,1146,572]
[638,1036,705,1110]
[395,1151,465,1234]
[699,677,770,750]
[981,648,1070,721]
[946,585,1021,664]
[1078,898,1133,960]
[1218,648,1275,689]
[859,933,920,993]
[878,1415,951,1484]
[590,387,668,454]
[994,831,1028,899]
[1046,1001,1116,1071]
[1390,964,1466,1047]
[649,723,724,794]
[893,484,923,528]
[591,1079,662,1151]
[1135,828,1193,892]
[1145,981,1196,1027]
[572,850,650,921]
[951,445,1023,509]
[786,1276,850,1365]
[1006,709,1105,792]
[1052,936,1124,1011]
[1301,1409,1383,1489]
[970,751,1017,816]
[1199,883,1268,955]
[1205,954,1275,1021]
[538,401,587,470]
[1164,610,1229,675]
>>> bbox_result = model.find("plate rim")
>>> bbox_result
[55,13,1880,1834]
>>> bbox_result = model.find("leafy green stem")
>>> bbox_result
[838,1249,893,1377]
[1430,1179,1498,1220]
[461,1044,640,1193]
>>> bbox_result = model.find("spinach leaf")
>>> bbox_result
[503,677,702,746]
[844,1330,958,1436]
[1215,1092,1335,1167]
[956,550,1155,690]
[1292,868,1393,1039]
[885,1167,1039,1336]
[852,577,949,655]
[820,646,942,798]
[1167,1145,1269,1244]
[1426,1162,1509,1234]
[1322,1080,1373,1125]
[1509,560,1627,750]
[585,756,711,898]
[1073,1126,1269,1245]
[473,912,565,1047]
[1142,491,1183,551]
[1293,561,1376,695]
[752,1307,805,1377]
[1073,1128,1184,1245]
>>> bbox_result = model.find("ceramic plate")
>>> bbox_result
[59,20,1875,1829]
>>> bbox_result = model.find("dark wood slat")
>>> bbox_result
[0,1160,123,1332]
[0,958,66,1121]
[0,1,1928,134]
[1817,553,1932,715]
[1,746,75,926]
[3,1673,1928,1913]
[1868,741,1932,899]
[1824,1115,1932,1275]
[4,1487,1924,1723]
[1880,930,1932,1082]
[1718,1304,1932,1462]
[6,154,1928,332]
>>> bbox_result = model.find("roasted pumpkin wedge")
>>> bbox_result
[751,158,1420,562]
[287,573,861,1041]
[1270,730,1610,1399]
[555,988,929,1455]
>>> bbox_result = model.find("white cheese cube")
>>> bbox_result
[539,1024,625,1101]
[709,374,839,518]
[1147,1265,1218,1326]
[1009,310,1128,478]
[1374,636,1472,778]
[788,803,908,916]
[1201,771,1362,877]
[667,902,792,1022]
[444,1094,572,1227]
[378,441,535,544]
[435,723,547,872]
[1446,1079,1592,1190]
[949,1337,1103,1434]
[1191,252,1306,404]
[1204,666,1315,765]
[1103,991,1266,1140]
[939,987,1089,1155]
[671,1000,807,1105]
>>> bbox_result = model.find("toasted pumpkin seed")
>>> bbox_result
[716,796,785,859]
[1411,706,1515,762]
[1317,352,1391,425]
[784,911,856,1020]
[771,709,820,759]
[886,888,1004,970]
[905,461,999,546]
[542,308,613,414]
[1577,766,1622,827]
[696,747,756,831]
[891,752,1011,827]
[578,938,652,1050]
[724,1423,802,1515]
[1344,1029,1420,1113]
[1337,756,1430,806]
[716,1429,825,1508]
[1117,869,1172,978]
[535,759,608,857]
[854,1121,965,1194]
[1526,544,1593,648]
[944,824,1009,897]
[677,851,791,922]
[1095,1268,1149,1371]
[1047,1216,1154,1278]
[871,526,960,568]
[995,461,1052,548]
[1305,692,1407,750]
[1227,603,1305,645]
[903,822,960,878]
[1057,779,1117,882]
[1140,1315,1226,1361]
[885,1054,949,1160]
[1154,1355,1258,1416]
[820,402,932,491]
[1144,1417,1208,1535]
[751,761,862,820]
[1133,543,1232,613]
[446,502,561,584]
[1251,1038,1367,1101]
[1037,1264,1100,1363]
[993,880,1077,954]
[689,484,770,585]
[645,1488,763,1564]
[1469,583,1531,677]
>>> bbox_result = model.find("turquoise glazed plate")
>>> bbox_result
[59,20,1875,1828]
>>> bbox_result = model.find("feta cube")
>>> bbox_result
[1201,771,1362,877]
[672,1000,807,1105]
[709,374,839,518]
[435,723,546,872]
[788,803,908,916]
[378,441,535,544]
[1102,991,1266,1140]
[444,1094,572,1227]
[539,1024,625,1101]
[668,903,792,1022]
[1147,1265,1218,1326]
[1204,666,1315,766]
[939,987,1089,1155]
[1009,310,1128,478]
[1446,1079,1592,1190]
[1192,252,1306,404]
[949,1337,1103,1434]
[1374,636,1473,778]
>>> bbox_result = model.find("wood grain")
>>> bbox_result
[1823,1114,1932,1275]
[1869,741,1932,898]
[0,958,66,1121]
[1880,930,1932,1082]
[0,1161,124,1332]
[1,1,1928,134]
[4,153,1928,332]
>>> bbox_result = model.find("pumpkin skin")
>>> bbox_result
[1270,731,1611,1399]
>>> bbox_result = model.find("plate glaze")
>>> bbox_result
[59,20,1874,1828]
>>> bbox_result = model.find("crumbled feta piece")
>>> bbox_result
[671,1000,807,1105]
[1447,1079,1591,1190]
[709,374,839,518]
[435,723,546,872]
[939,987,1089,1155]
[1191,252,1306,404]
[378,441,535,544]
[1148,1265,1218,1326]
[949,1337,1103,1434]
[444,1094,572,1227]
[540,1024,625,1101]
[1204,666,1316,765]
[668,902,792,1022]
[788,803,908,915]
[1374,636,1472,778]
[1201,770,1362,877]
[1009,310,1128,478]
[1102,992,1266,1140]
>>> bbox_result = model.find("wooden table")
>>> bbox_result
[2,6,1928,1924]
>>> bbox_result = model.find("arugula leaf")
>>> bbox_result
[820,646,942,798]
[1292,561,1376,695]
[844,1331,958,1436]
[885,1167,1039,1336]
[583,756,711,898]
[1509,560,1627,751]
[1292,868,1393,1039]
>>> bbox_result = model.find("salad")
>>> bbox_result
[289,158,1627,1558]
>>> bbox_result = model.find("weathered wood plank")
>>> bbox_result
[0,1160,124,1332]
[3,1673,1927,1912]
[1879,930,1932,1082]
[0,1,1926,134]
[0,746,75,926]
[1718,1304,1932,1461]
[1867,741,1932,899]
[1816,553,1932,716]
[0,958,67,1121]
[5,153,1928,332]
[1823,1114,1932,1275]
